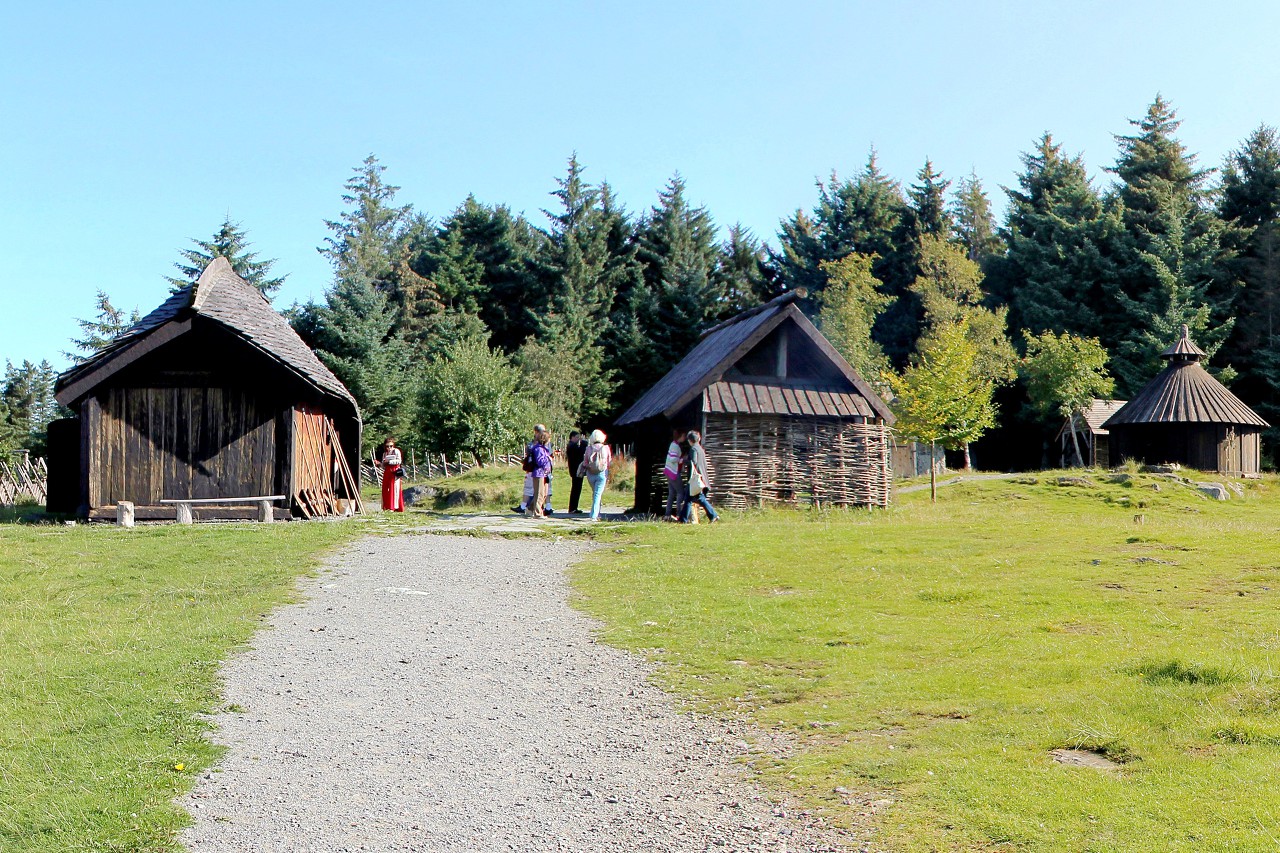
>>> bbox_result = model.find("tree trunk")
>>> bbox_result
[1070,422,1085,468]
[930,442,938,503]
[962,442,972,471]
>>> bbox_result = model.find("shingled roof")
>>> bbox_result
[616,291,894,426]
[1103,326,1268,429]
[55,257,357,412]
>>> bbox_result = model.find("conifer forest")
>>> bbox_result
[8,95,1280,470]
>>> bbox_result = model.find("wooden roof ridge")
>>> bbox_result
[616,295,894,426]
[55,259,357,418]
[697,290,804,340]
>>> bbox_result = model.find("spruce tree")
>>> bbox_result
[773,152,909,299]
[988,134,1122,340]
[717,224,772,313]
[319,154,411,294]
[1107,97,1238,391]
[950,171,1004,264]
[167,218,286,296]
[528,156,626,423]
[1,360,60,455]
[1111,191,1236,393]
[908,159,952,238]
[66,290,141,363]
[636,174,724,372]
[292,273,415,451]
[1219,125,1280,434]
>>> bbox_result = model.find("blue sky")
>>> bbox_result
[3,0,1278,371]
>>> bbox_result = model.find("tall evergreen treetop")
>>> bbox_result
[950,171,1003,264]
[167,218,287,296]
[908,159,952,238]
[1112,96,1212,238]
[320,154,411,289]
[65,290,141,363]
[1221,125,1280,226]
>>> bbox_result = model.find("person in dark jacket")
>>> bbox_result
[565,430,587,514]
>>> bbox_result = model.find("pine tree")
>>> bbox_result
[319,154,411,293]
[950,171,1004,264]
[65,290,141,363]
[167,218,286,296]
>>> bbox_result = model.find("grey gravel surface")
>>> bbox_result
[180,534,865,852]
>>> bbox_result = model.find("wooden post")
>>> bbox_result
[257,500,274,523]
[176,502,193,525]
[116,501,135,528]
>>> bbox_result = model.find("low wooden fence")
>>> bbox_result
[0,454,47,506]
[360,450,526,486]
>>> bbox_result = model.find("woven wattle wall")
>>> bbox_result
[702,415,892,509]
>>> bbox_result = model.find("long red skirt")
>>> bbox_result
[381,463,404,511]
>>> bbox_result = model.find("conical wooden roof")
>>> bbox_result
[1103,327,1268,428]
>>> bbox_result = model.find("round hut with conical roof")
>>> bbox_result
[1102,325,1268,475]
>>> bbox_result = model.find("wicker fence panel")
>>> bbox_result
[703,415,891,509]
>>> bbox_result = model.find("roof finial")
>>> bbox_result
[1181,323,1190,339]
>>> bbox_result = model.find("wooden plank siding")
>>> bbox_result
[91,386,278,507]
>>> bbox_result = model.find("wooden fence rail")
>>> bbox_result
[0,455,47,506]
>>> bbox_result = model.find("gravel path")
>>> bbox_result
[180,534,865,852]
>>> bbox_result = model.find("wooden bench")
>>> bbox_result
[159,495,288,524]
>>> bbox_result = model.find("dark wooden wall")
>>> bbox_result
[85,386,283,507]
[1110,423,1262,475]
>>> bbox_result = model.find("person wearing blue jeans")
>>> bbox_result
[681,430,719,523]
[578,429,613,521]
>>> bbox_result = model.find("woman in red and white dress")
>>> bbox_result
[380,437,405,512]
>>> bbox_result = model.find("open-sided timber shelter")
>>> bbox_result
[1057,399,1127,468]
[1102,326,1267,476]
[50,258,362,521]
[616,291,895,513]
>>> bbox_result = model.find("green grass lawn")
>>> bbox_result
[0,516,361,852]
[570,470,1280,851]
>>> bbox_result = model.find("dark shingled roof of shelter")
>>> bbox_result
[615,291,894,426]
[1103,326,1268,429]
[56,257,357,411]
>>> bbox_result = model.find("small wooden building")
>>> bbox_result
[616,292,895,513]
[1102,326,1267,475]
[1056,399,1127,468]
[51,258,362,520]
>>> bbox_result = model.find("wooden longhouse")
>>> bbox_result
[1102,326,1267,475]
[50,258,362,520]
[615,292,895,513]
